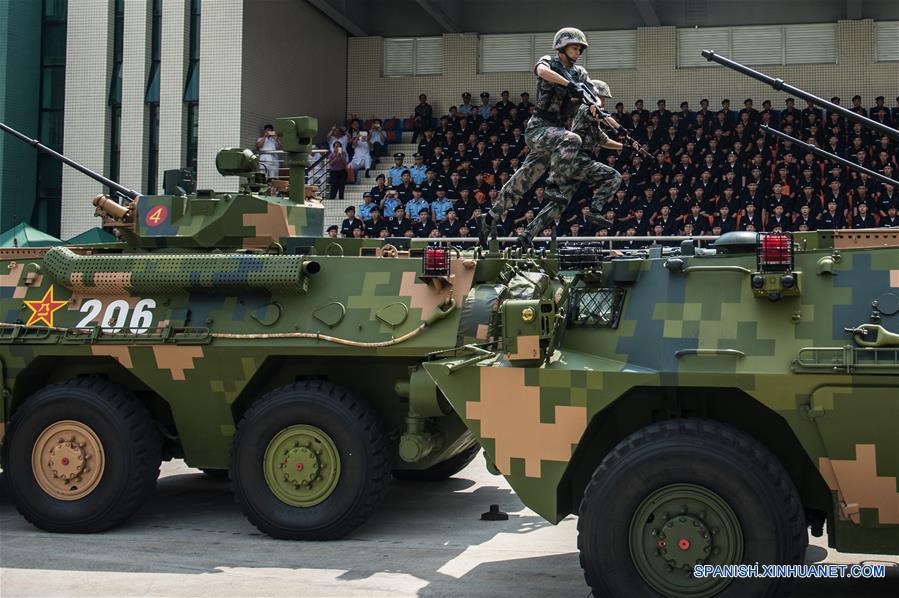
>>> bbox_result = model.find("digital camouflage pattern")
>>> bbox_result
[524,103,621,240]
[489,52,589,220]
[423,230,899,560]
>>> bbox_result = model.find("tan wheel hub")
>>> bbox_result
[31,420,106,500]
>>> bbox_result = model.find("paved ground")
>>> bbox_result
[1,458,896,597]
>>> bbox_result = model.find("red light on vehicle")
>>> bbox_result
[760,234,791,270]
[423,247,450,275]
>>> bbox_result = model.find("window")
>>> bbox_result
[875,21,899,62]
[34,0,68,237]
[184,0,200,170]
[108,0,124,193]
[677,23,837,67]
[481,30,636,73]
[585,30,637,70]
[567,286,625,328]
[145,0,162,194]
[383,37,442,76]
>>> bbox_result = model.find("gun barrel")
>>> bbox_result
[701,50,899,142]
[761,125,898,188]
[0,122,140,200]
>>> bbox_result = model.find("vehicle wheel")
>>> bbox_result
[393,443,480,481]
[2,378,162,533]
[200,468,229,480]
[230,380,389,540]
[578,419,806,598]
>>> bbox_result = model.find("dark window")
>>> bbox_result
[184,0,200,170]
[33,0,68,237]
[108,0,124,193]
[145,0,162,193]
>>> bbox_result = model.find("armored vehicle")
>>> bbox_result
[0,117,483,540]
[419,56,899,596]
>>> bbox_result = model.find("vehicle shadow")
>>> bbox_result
[0,466,586,596]
[1,469,896,597]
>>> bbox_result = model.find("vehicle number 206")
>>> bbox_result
[76,298,157,333]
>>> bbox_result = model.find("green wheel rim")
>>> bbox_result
[263,424,341,508]
[628,483,743,598]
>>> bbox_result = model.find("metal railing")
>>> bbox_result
[258,149,330,198]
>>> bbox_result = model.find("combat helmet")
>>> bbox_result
[591,79,612,98]
[553,27,589,51]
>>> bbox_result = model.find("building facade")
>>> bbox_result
[0,0,347,240]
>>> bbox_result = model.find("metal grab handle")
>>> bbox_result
[675,349,746,358]
[682,266,752,274]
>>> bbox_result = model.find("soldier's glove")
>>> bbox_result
[567,81,584,99]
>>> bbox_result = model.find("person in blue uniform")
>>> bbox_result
[388,153,407,186]
[405,187,430,221]
[409,153,428,185]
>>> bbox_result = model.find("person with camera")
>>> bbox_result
[349,130,372,179]
[255,124,281,180]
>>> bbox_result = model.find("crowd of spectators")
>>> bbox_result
[324,91,899,240]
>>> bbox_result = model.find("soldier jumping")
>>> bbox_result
[482,27,592,241]
[523,80,642,244]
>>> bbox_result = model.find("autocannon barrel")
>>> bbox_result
[0,122,140,200]
[761,126,899,188]
[700,50,899,142]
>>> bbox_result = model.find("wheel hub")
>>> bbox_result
[629,483,743,598]
[657,514,712,570]
[31,420,106,501]
[263,425,340,508]
[282,446,321,486]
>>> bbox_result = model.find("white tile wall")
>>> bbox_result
[196,0,244,191]
[158,0,189,191]
[347,22,896,122]
[119,0,151,193]
[61,0,114,239]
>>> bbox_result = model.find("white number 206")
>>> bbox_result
[76,298,157,333]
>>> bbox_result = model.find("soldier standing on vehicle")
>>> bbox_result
[522,80,641,244]
[482,27,592,237]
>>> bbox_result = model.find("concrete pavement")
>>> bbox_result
[1,458,896,597]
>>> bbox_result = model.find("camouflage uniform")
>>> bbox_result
[488,53,590,221]
[524,102,622,240]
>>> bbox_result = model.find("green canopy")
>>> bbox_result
[66,227,120,245]
[0,222,64,247]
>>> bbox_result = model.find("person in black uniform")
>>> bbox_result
[412,208,436,238]
[340,205,364,237]
[326,224,339,238]
[388,205,413,237]
[364,206,388,238]
[438,208,462,237]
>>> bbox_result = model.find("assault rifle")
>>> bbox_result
[548,64,653,159]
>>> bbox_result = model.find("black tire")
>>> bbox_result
[200,468,229,480]
[230,380,389,540]
[393,443,480,481]
[2,378,162,533]
[578,419,806,598]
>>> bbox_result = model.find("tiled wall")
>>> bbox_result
[119,0,151,193]
[158,0,189,192]
[196,0,244,192]
[347,21,897,121]
[61,0,114,240]
[240,0,347,148]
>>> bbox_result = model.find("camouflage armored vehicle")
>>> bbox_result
[0,117,482,540]
[419,56,899,596]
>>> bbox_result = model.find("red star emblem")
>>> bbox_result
[24,286,68,327]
